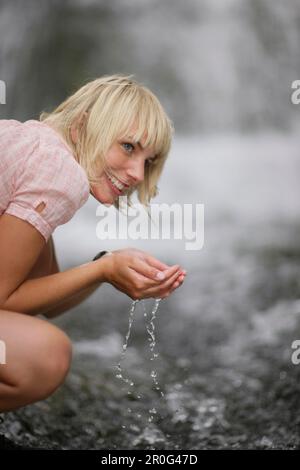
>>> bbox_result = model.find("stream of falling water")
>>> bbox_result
[114,298,165,429]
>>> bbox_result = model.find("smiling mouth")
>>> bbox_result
[105,171,130,192]
[105,173,124,196]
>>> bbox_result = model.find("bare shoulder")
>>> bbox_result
[0,213,46,307]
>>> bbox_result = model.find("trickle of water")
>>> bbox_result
[114,297,165,428]
[142,299,165,398]
[113,299,138,390]
[114,300,139,430]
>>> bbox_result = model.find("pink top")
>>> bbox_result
[0,119,90,242]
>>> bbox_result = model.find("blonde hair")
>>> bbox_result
[39,74,174,214]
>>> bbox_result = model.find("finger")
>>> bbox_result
[172,278,184,289]
[158,265,182,282]
[130,258,173,282]
[171,278,183,290]
[173,271,185,280]
[131,259,180,283]
[144,268,181,297]
[161,268,182,289]
[150,272,186,299]
[174,273,186,287]
[169,272,187,292]
[145,254,186,276]
[160,271,186,296]
[145,255,170,271]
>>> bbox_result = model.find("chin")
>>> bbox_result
[90,185,115,205]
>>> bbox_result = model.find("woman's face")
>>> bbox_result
[90,130,156,205]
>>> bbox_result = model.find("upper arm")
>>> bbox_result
[4,136,90,243]
[0,212,46,307]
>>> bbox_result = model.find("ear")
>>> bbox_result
[70,111,88,144]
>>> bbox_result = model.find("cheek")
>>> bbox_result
[106,149,126,170]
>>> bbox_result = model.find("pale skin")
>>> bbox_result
[0,116,186,412]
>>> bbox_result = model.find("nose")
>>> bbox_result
[126,160,145,185]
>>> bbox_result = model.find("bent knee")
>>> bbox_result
[45,327,73,381]
[18,325,72,401]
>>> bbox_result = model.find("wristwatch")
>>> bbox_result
[92,250,112,261]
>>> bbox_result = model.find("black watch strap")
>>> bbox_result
[93,250,109,261]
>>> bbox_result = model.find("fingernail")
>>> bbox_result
[156,271,165,280]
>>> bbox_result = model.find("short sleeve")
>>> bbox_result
[4,134,90,243]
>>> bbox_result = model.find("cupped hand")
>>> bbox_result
[101,247,186,300]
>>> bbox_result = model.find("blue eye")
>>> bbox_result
[122,142,134,153]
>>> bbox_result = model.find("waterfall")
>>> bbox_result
[0,0,299,132]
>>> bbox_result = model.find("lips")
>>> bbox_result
[105,171,130,191]
[105,173,123,195]
[116,177,130,188]
[110,176,129,188]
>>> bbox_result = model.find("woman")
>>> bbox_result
[0,74,186,412]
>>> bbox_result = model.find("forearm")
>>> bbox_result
[2,259,107,316]
[42,280,101,319]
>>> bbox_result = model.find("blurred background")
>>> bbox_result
[1,0,300,450]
